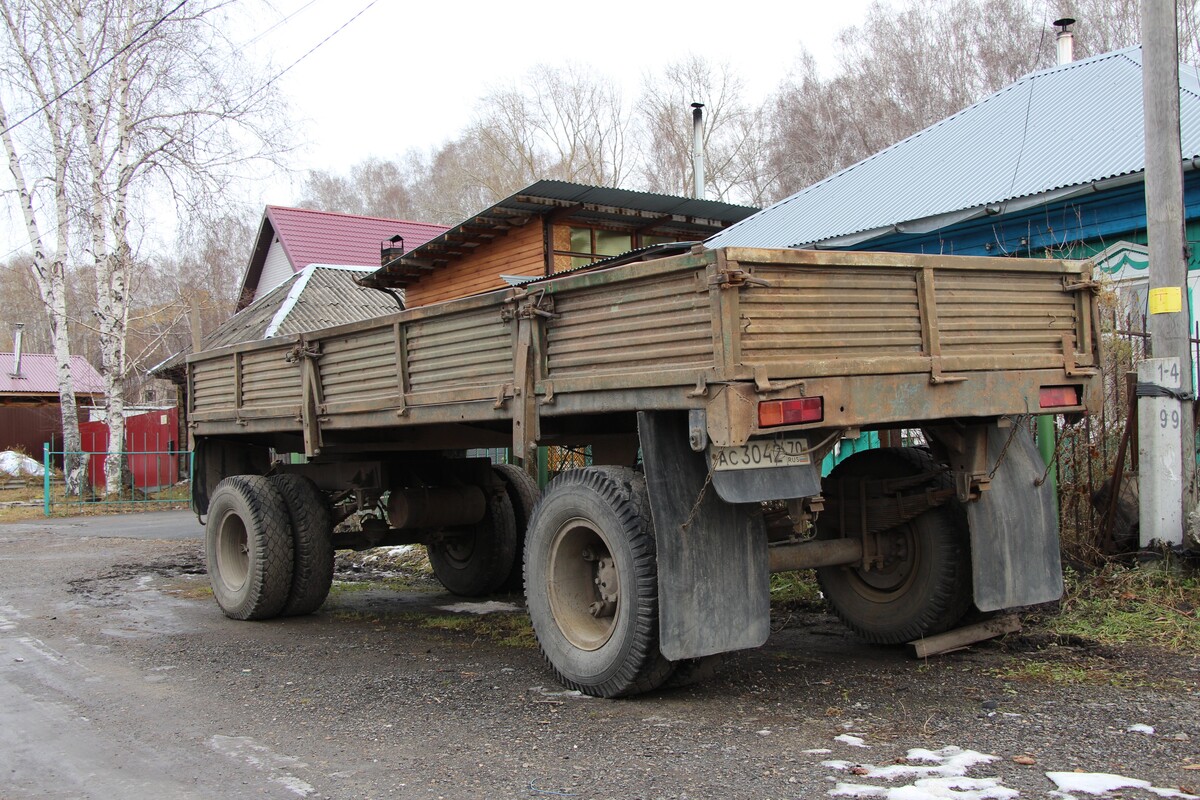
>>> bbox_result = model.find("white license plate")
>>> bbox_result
[710,437,811,471]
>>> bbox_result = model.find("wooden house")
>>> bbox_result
[359,181,758,306]
[0,344,104,461]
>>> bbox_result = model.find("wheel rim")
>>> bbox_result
[438,531,477,568]
[546,517,619,651]
[215,510,250,593]
[844,524,918,600]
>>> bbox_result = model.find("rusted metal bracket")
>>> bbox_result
[494,383,515,409]
[1061,333,1098,377]
[284,341,321,363]
[505,288,558,321]
[929,358,968,385]
[686,374,709,398]
[1062,277,1099,293]
[753,366,805,394]
[709,269,772,290]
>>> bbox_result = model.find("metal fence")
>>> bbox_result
[42,445,192,516]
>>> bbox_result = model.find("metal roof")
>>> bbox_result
[0,353,104,396]
[708,47,1200,250]
[155,265,399,374]
[361,180,758,289]
[237,206,449,309]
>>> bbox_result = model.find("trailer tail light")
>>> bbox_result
[759,397,824,427]
[1039,385,1080,409]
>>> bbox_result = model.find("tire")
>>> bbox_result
[269,474,334,616]
[427,488,517,597]
[816,448,972,644]
[524,467,674,698]
[205,475,294,620]
[493,463,540,592]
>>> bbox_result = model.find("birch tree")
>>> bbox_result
[0,0,285,496]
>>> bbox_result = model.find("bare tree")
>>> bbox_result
[0,0,287,495]
[300,157,415,219]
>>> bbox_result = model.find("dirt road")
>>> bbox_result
[1,516,1197,800]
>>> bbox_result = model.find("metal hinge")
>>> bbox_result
[504,289,558,321]
[710,269,772,290]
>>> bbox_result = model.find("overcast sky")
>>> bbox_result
[0,0,879,258]
[243,0,878,203]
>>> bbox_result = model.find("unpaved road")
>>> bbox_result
[1,515,1198,800]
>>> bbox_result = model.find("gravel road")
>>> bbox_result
[0,516,1197,800]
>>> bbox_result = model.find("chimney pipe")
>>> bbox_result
[1054,17,1075,65]
[691,102,706,200]
[10,323,23,378]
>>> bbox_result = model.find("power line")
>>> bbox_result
[241,0,322,48]
[0,0,189,139]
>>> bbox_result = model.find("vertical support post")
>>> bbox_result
[1142,0,1196,545]
[1036,415,1059,516]
[1138,358,1184,546]
[43,443,50,517]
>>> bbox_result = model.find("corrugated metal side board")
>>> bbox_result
[740,266,923,375]
[407,306,513,401]
[191,357,236,415]
[319,327,398,408]
[936,269,1077,369]
[544,269,713,384]
[241,348,302,411]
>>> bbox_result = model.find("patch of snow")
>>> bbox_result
[1046,772,1199,799]
[837,734,870,748]
[824,760,857,770]
[830,777,1018,799]
[0,450,43,477]
[436,601,522,615]
[1127,724,1156,735]
[867,747,998,781]
[804,748,834,754]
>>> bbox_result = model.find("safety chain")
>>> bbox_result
[1033,417,1077,488]
[679,470,714,533]
[987,414,1030,481]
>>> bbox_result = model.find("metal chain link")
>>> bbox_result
[679,470,713,533]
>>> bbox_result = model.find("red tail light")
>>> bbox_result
[759,397,824,427]
[1039,385,1080,409]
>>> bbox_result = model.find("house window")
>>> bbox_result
[552,225,676,273]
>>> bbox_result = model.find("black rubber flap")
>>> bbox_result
[966,424,1064,612]
[711,462,821,503]
[638,411,771,660]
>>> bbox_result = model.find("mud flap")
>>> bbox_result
[967,424,1063,612]
[638,411,770,661]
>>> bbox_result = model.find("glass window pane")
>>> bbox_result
[570,227,592,254]
[570,256,593,269]
[595,230,632,257]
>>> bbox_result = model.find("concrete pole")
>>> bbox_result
[1141,0,1195,547]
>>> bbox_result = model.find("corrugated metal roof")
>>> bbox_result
[268,206,448,270]
[362,180,758,289]
[157,266,399,373]
[708,47,1200,250]
[0,353,104,396]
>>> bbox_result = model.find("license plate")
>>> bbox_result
[710,437,811,471]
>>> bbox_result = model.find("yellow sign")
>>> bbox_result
[1149,286,1183,314]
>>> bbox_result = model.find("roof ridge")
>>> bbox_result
[266,204,449,230]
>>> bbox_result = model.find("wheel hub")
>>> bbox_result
[215,511,250,593]
[547,520,619,651]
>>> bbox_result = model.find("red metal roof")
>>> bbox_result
[267,206,448,270]
[0,353,105,396]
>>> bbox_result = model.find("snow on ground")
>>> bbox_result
[836,734,870,748]
[0,450,43,478]
[1126,724,1156,735]
[1046,772,1199,799]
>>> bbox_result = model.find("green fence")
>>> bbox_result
[42,444,193,516]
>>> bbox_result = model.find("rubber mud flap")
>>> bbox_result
[711,462,821,503]
[638,411,770,661]
[966,423,1063,612]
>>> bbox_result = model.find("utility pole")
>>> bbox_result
[1140,0,1195,548]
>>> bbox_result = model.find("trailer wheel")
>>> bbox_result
[270,474,334,616]
[493,464,540,592]
[525,467,673,698]
[817,448,972,644]
[427,489,517,597]
[205,476,295,620]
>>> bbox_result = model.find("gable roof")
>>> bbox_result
[708,47,1200,251]
[156,265,398,377]
[360,180,758,290]
[238,206,449,309]
[0,354,104,397]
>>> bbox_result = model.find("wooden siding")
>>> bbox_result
[406,221,545,307]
